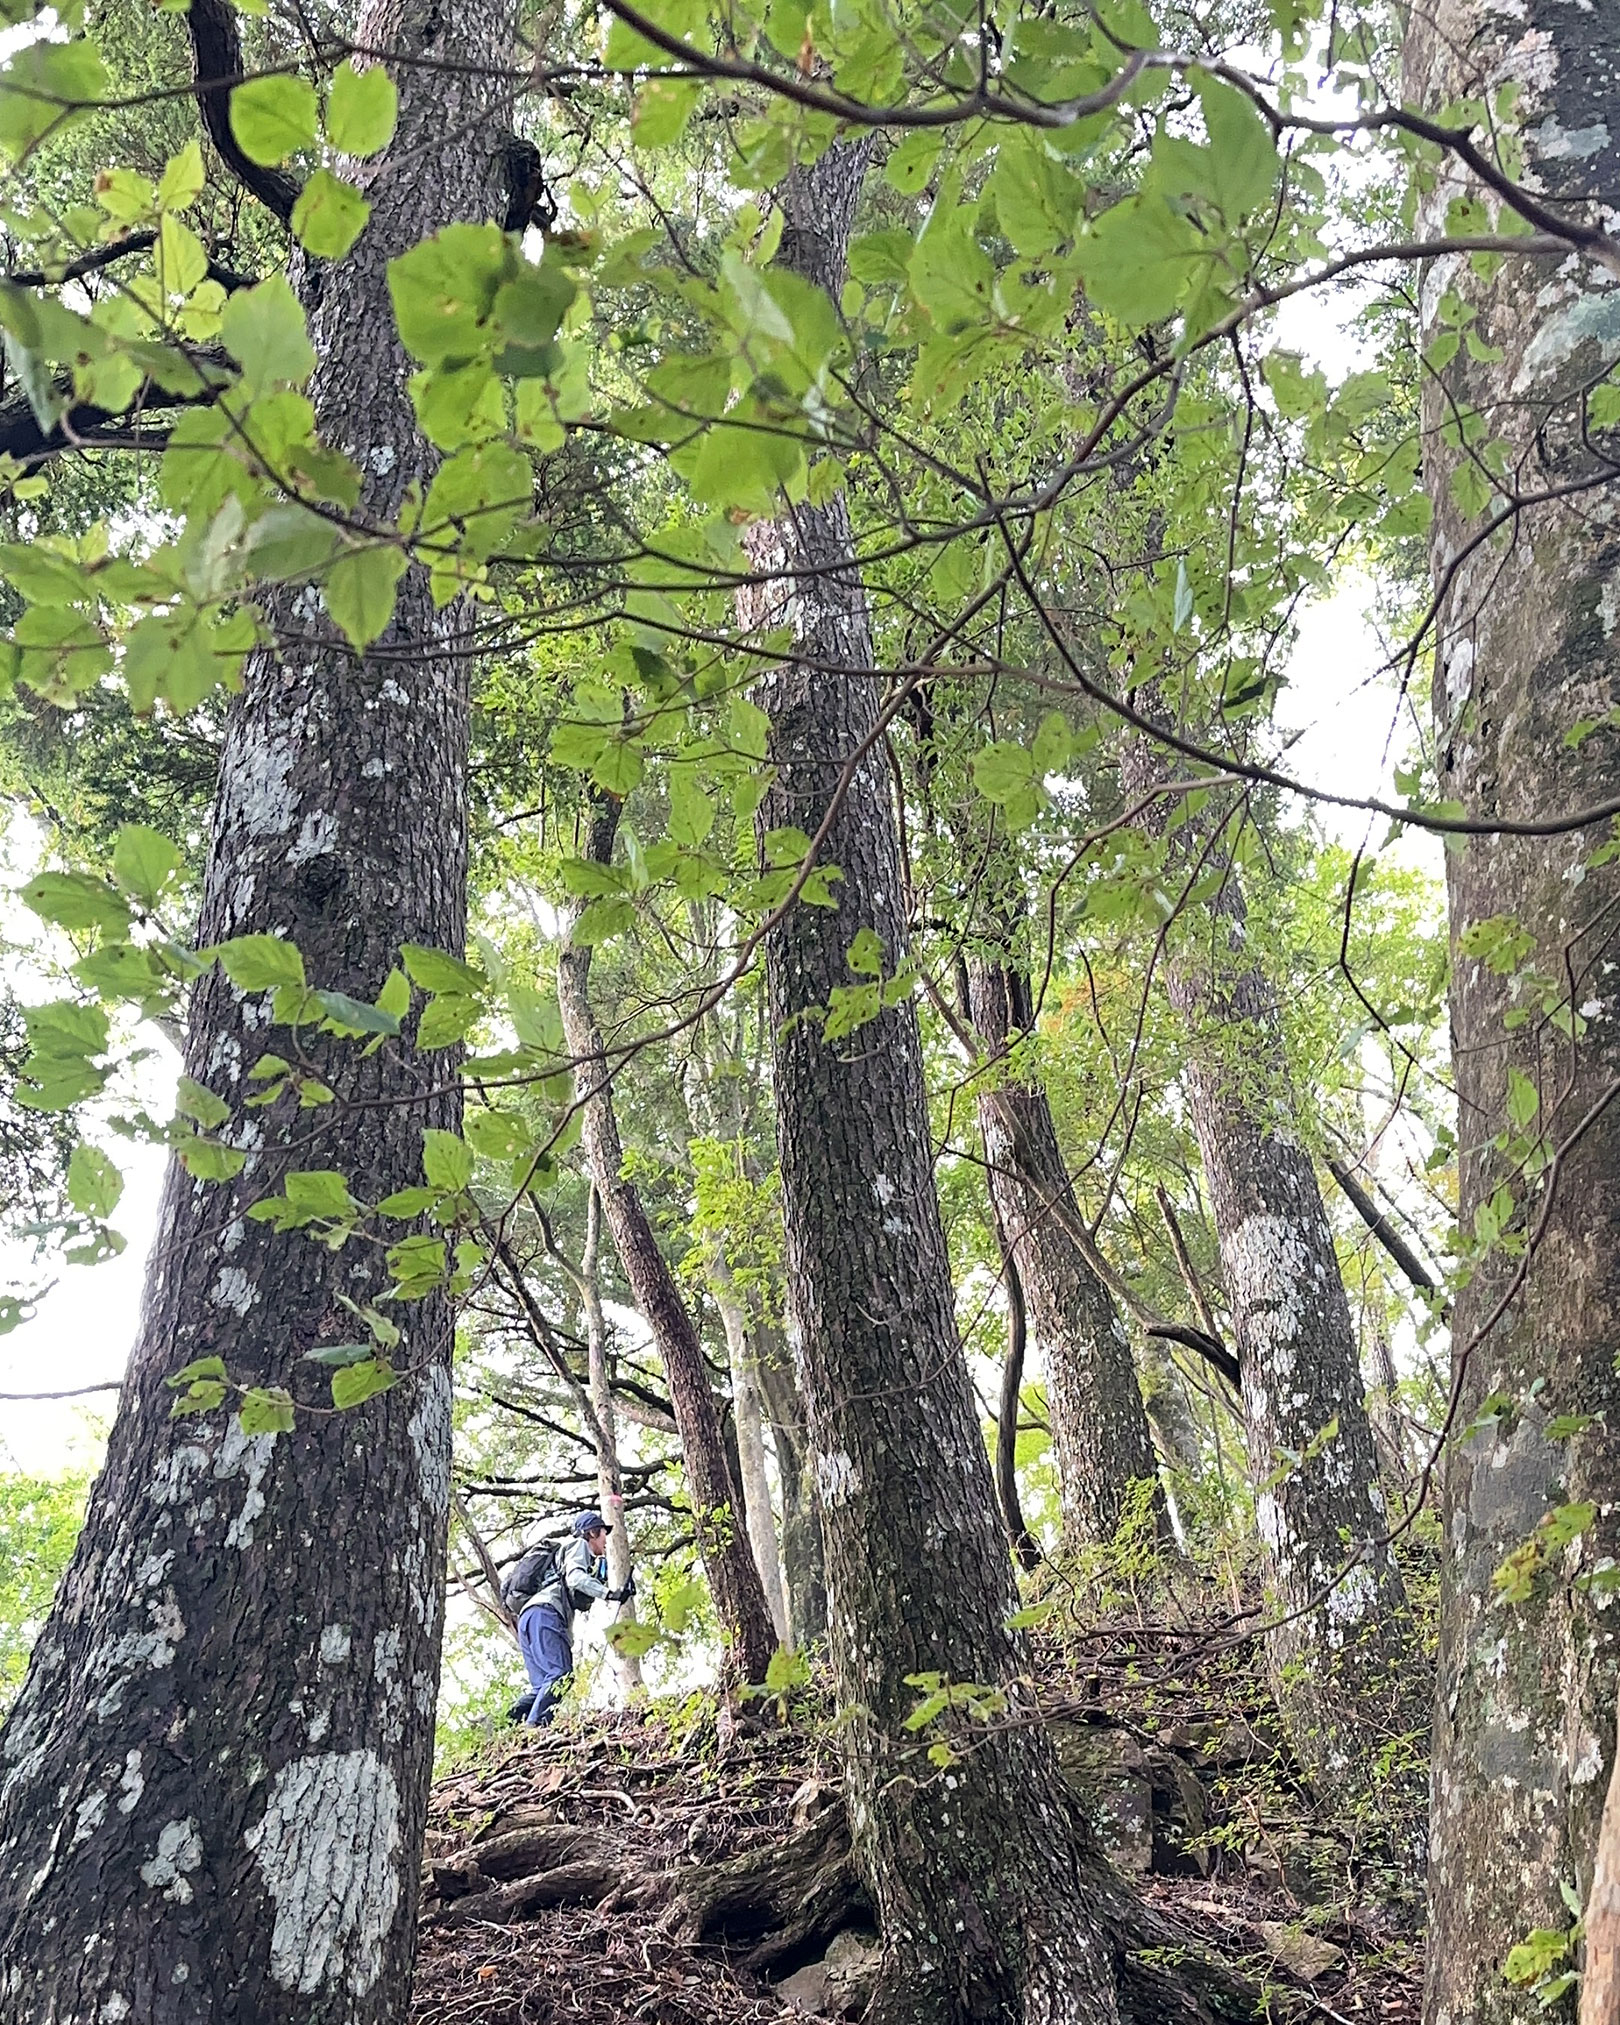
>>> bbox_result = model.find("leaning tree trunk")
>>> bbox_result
[1124,731,1418,1811]
[965,951,1165,1548]
[755,144,1143,2025]
[556,799,777,1685]
[0,2,513,2016]
[714,1284,792,1643]
[1404,7,1620,2014]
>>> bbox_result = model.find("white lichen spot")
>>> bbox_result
[379,678,409,706]
[140,1817,203,1903]
[1324,1564,1378,1645]
[372,1628,402,1685]
[98,1998,131,2023]
[1532,116,1610,161]
[216,1418,277,1550]
[1572,1731,1606,1785]
[814,1449,861,1507]
[871,1174,896,1206]
[117,1750,145,1815]
[361,756,387,780]
[288,809,339,866]
[211,1267,257,1317]
[71,1789,108,1848]
[1513,284,1620,393]
[244,1750,401,1996]
[408,1363,452,1519]
[1224,1214,1314,1365]
[368,445,398,476]
[319,1624,352,1667]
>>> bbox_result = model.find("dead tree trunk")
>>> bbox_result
[755,143,1156,2025]
[1404,5,1620,2013]
[0,2,514,2016]
[556,799,777,1685]
[965,952,1165,1548]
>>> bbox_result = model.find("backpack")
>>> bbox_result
[500,1541,558,1615]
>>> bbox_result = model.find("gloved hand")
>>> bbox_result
[607,1575,637,1603]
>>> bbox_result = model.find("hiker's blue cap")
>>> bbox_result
[573,1511,611,1536]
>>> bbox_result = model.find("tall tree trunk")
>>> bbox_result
[756,143,1143,2025]
[1125,733,1418,1808]
[581,1188,643,1696]
[713,1285,791,1643]
[0,3,513,2015]
[556,800,777,1685]
[965,952,1165,1548]
[1405,6,1620,2013]
[754,1327,827,1649]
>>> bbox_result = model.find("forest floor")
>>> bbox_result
[411,1604,1426,2024]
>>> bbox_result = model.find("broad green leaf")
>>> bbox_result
[331,1357,397,1409]
[422,1128,474,1192]
[325,543,408,649]
[463,1108,533,1160]
[21,870,131,936]
[291,169,371,259]
[157,213,207,297]
[111,824,183,907]
[327,58,397,157]
[668,767,714,848]
[157,139,205,212]
[217,933,306,990]
[400,943,485,993]
[177,1075,232,1127]
[67,1140,122,1218]
[229,75,318,168]
[0,40,107,162]
[909,209,994,334]
[1195,74,1279,220]
[1076,194,1202,325]
[220,274,316,392]
[388,222,512,366]
[238,1386,295,1436]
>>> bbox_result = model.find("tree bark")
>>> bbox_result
[754,1326,827,1648]
[1403,6,1620,2015]
[1123,731,1418,1809]
[581,1189,643,1695]
[966,953,1165,1549]
[715,1285,792,1643]
[0,2,514,2016]
[755,143,1136,2025]
[556,800,777,1685]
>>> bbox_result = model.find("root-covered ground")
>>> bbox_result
[412,1610,1425,2024]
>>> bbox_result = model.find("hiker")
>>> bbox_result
[502,1511,635,1727]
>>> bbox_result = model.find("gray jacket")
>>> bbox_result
[532,1536,609,1631]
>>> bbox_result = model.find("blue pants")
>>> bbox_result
[519,1604,572,1727]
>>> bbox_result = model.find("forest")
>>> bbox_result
[0,0,1613,2016]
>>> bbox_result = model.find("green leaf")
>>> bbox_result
[177,1075,232,1127]
[0,40,108,162]
[422,1128,473,1192]
[1506,1067,1540,1132]
[388,222,512,366]
[291,169,371,260]
[846,926,885,976]
[668,767,714,848]
[463,1108,533,1160]
[66,1140,122,1218]
[376,1185,437,1216]
[111,824,183,907]
[217,934,306,990]
[238,1386,296,1436]
[909,210,994,334]
[1031,711,1070,775]
[304,1340,376,1366]
[573,895,635,944]
[326,58,397,157]
[1194,74,1278,219]
[1076,193,1202,325]
[331,1357,397,1409]
[220,274,317,392]
[400,943,485,993]
[972,741,1036,804]
[325,543,408,650]
[314,988,400,1036]
[20,870,131,936]
[157,139,206,212]
[229,75,319,168]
